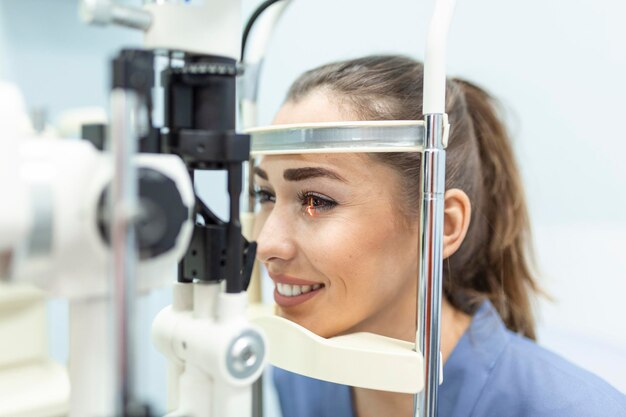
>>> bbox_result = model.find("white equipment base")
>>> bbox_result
[249,304,440,394]
[0,361,69,417]
[0,284,69,416]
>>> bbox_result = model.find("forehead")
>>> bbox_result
[258,153,369,179]
[264,90,399,185]
[256,153,406,197]
[273,89,356,124]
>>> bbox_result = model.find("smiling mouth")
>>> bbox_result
[276,282,324,297]
[273,282,326,307]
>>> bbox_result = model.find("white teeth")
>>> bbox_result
[277,283,323,297]
[283,284,292,296]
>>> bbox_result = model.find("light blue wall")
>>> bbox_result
[0,0,142,121]
[2,0,625,413]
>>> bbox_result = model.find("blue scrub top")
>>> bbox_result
[272,301,626,417]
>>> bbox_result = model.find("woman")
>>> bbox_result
[252,55,626,417]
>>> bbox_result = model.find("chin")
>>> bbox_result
[278,308,340,339]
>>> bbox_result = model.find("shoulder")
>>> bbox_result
[473,333,626,417]
[272,366,353,417]
[272,366,322,417]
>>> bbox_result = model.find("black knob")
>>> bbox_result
[97,167,190,260]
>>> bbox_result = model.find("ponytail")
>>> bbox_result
[452,79,539,339]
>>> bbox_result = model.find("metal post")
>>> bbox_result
[415,0,455,413]
[110,88,140,416]
[414,113,447,417]
[80,0,153,31]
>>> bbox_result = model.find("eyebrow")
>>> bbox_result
[283,167,347,182]
[253,166,346,183]
[253,166,268,180]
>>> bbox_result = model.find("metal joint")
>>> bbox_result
[227,330,266,380]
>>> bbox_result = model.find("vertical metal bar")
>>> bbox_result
[252,373,264,417]
[245,158,265,417]
[414,113,447,417]
[226,163,244,294]
[110,88,140,416]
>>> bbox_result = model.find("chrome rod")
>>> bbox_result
[80,0,153,31]
[110,3,152,30]
[414,113,447,417]
[110,88,140,416]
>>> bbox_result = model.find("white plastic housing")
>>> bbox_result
[143,0,241,58]
[248,304,427,394]
[0,362,69,417]
[68,298,114,417]
[0,83,33,254]
[11,139,194,299]
[0,284,70,416]
[423,0,456,114]
[153,284,267,417]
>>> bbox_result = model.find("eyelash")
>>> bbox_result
[252,188,275,204]
[252,188,338,214]
[297,190,338,214]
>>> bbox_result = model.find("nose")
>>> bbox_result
[255,206,298,264]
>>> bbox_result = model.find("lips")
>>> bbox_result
[269,273,325,307]
[269,273,322,286]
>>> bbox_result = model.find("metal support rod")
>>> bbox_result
[110,88,140,416]
[414,113,447,417]
[110,3,152,30]
[226,163,244,294]
[252,376,264,417]
[80,0,153,31]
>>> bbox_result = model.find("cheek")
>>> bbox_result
[251,209,268,240]
[298,209,416,337]
[312,208,413,298]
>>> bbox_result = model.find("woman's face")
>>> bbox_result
[254,91,419,339]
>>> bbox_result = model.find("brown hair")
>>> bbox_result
[286,55,540,339]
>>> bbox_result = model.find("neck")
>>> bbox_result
[351,299,471,417]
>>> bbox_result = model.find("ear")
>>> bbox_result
[443,188,472,259]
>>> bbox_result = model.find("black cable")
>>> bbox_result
[241,0,285,61]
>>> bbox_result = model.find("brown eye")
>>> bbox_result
[298,191,337,216]
[308,196,322,207]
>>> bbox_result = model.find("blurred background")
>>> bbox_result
[1,0,624,414]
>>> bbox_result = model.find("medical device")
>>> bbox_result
[0,81,196,416]
[80,1,264,416]
[2,1,260,415]
[0,83,70,417]
[1,0,455,415]
[0,117,194,416]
